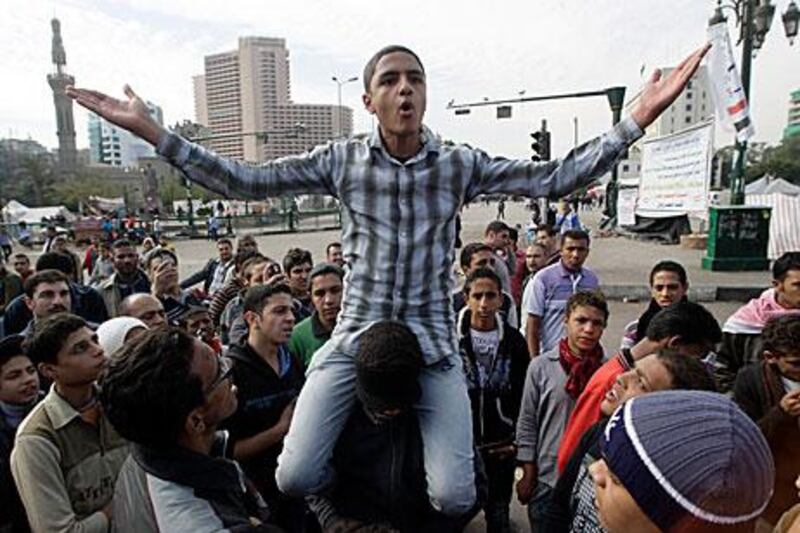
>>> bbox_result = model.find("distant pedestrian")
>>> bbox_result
[497,198,506,220]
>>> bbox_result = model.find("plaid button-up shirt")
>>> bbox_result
[157,118,641,363]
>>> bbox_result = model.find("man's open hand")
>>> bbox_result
[66,84,165,146]
[631,43,711,130]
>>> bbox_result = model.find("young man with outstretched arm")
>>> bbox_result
[68,42,709,514]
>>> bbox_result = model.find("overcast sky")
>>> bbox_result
[2,0,799,159]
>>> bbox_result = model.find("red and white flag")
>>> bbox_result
[707,22,755,143]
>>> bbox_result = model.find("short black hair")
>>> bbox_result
[145,248,178,270]
[761,315,800,356]
[241,255,269,279]
[356,321,423,411]
[362,45,425,92]
[235,251,263,272]
[773,252,800,281]
[561,229,590,246]
[12,253,30,263]
[283,248,313,273]
[463,267,502,295]
[536,224,557,237]
[216,238,233,247]
[508,227,519,243]
[99,327,203,450]
[112,238,135,250]
[243,283,293,316]
[644,301,722,345]
[24,269,69,298]
[655,348,717,392]
[484,220,510,236]
[309,263,344,286]
[649,260,688,286]
[0,335,27,370]
[25,313,87,366]
[326,242,342,255]
[35,252,75,276]
[566,290,609,322]
[459,242,493,271]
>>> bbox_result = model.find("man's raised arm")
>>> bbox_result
[466,43,711,201]
[67,85,165,146]
[67,85,337,200]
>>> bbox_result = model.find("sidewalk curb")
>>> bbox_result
[600,285,763,303]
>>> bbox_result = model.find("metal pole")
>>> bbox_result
[730,0,754,205]
[337,82,343,138]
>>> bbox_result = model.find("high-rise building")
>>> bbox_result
[47,18,77,171]
[626,66,714,142]
[617,66,715,179]
[88,101,163,167]
[784,89,800,139]
[194,36,353,162]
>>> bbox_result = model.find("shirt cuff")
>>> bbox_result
[82,511,109,533]
[612,116,644,147]
[156,132,192,166]
[516,444,536,463]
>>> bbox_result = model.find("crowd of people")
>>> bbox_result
[2,216,800,532]
[0,40,792,533]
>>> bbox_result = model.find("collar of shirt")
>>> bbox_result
[44,384,98,430]
[310,311,332,339]
[557,261,585,279]
[367,125,440,165]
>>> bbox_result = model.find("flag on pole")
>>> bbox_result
[707,22,755,143]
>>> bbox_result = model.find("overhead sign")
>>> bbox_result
[496,105,512,119]
[637,121,714,218]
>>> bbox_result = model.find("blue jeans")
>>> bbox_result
[275,331,476,516]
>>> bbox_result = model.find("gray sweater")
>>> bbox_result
[515,347,577,488]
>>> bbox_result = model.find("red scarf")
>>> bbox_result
[558,337,604,400]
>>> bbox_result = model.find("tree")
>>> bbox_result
[15,154,57,206]
[745,136,800,184]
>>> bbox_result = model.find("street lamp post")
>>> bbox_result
[709,0,799,205]
[332,75,358,138]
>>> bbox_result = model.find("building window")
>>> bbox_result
[687,81,693,90]
[685,116,692,124]
[622,164,629,172]
[686,104,692,112]
[686,92,692,99]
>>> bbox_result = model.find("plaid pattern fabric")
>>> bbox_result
[158,119,641,362]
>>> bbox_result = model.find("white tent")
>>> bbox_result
[745,175,800,196]
[747,179,800,259]
[2,200,75,224]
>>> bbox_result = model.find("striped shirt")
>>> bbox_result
[157,119,641,363]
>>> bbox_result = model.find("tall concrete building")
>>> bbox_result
[625,66,714,142]
[784,89,800,139]
[194,36,353,162]
[88,101,163,167]
[618,66,715,179]
[46,18,77,171]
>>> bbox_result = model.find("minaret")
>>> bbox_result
[47,18,77,170]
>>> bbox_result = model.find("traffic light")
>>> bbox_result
[530,120,551,162]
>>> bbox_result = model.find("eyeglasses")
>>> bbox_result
[205,356,234,395]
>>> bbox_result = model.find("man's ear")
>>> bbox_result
[243,310,258,329]
[38,362,56,382]
[184,408,206,436]
[25,296,35,313]
[763,350,778,364]
[664,335,681,349]
[362,93,375,115]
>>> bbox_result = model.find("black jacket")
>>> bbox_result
[2,282,109,335]
[223,342,304,499]
[733,362,800,524]
[308,405,486,532]
[457,309,529,449]
[180,258,224,293]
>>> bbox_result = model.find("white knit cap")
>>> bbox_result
[97,317,148,357]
